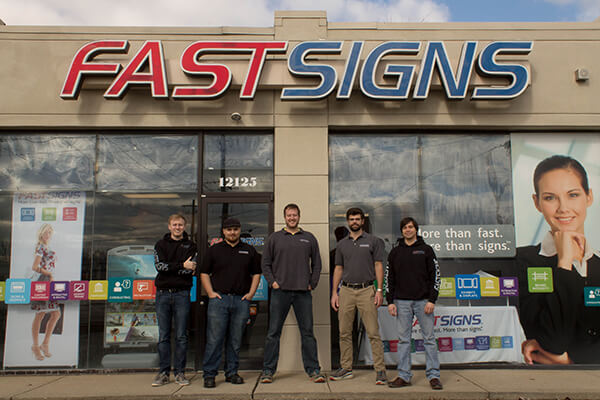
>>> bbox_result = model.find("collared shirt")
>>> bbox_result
[261,228,322,290]
[200,240,261,295]
[335,231,384,283]
[539,231,600,277]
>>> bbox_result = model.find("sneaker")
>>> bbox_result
[329,368,353,381]
[375,370,387,385]
[152,372,169,387]
[309,371,326,383]
[175,373,190,386]
[260,371,273,384]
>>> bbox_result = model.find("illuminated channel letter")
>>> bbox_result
[281,41,343,100]
[337,41,364,99]
[472,41,534,100]
[105,40,168,98]
[360,42,421,99]
[60,40,129,99]
[414,41,478,99]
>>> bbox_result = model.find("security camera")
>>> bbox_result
[231,112,242,121]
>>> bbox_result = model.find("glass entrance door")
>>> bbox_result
[194,196,273,370]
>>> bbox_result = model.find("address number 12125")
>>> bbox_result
[219,177,257,187]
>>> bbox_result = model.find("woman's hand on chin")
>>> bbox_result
[553,231,586,270]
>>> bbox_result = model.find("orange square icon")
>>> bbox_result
[133,279,155,300]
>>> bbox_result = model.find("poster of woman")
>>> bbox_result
[511,133,600,364]
[3,191,86,367]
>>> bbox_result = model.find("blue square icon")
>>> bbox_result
[21,208,35,222]
[501,336,514,348]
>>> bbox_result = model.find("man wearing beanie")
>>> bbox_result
[200,217,262,388]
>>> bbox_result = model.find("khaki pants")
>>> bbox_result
[338,285,385,371]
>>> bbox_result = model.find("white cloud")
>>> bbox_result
[543,0,600,21]
[0,0,449,26]
[576,0,600,20]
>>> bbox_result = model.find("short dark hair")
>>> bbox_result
[533,155,589,195]
[283,203,300,216]
[345,207,364,220]
[400,217,418,232]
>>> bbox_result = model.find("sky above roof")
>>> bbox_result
[0,0,598,26]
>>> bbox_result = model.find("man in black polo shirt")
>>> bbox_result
[330,207,387,385]
[200,218,261,388]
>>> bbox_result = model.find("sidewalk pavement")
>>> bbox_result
[2,368,600,400]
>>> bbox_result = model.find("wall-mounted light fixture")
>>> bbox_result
[575,68,590,82]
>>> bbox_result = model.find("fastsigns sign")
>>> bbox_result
[61,40,533,101]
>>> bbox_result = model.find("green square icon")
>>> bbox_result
[439,277,456,298]
[490,336,502,349]
[527,267,553,293]
[42,208,57,221]
[0,281,5,301]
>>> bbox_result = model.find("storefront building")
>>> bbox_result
[1,11,599,370]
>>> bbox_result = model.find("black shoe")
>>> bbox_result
[225,373,244,384]
[204,377,216,388]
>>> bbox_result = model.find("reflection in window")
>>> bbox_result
[97,136,198,192]
[203,133,273,192]
[0,135,95,190]
[329,134,513,246]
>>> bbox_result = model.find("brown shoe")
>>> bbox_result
[388,376,411,388]
[429,378,443,390]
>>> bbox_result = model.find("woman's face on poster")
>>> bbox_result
[41,229,53,244]
[533,168,593,234]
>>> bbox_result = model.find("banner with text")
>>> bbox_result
[419,225,514,258]
[360,306,524,365]
[4,192,86,367]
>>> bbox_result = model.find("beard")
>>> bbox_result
[349,224,362,232]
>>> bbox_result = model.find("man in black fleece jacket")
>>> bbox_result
[386,217,442,390]
[152,214,197,387]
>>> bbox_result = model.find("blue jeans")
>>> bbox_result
[263,289,320,375]
[156,289,190,375]
[394,299,440,382]
[202,294,250,378]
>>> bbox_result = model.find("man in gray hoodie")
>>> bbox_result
[260,203,324,384]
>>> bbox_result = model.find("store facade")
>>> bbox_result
[1,11,599,370]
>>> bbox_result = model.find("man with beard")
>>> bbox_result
[260,203,325,384]
[200,218,261,388]
[330,207,387,385]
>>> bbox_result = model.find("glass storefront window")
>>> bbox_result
[97,135,198,192]
[87,192,197,369]
[329,133,513,253]
[0,135,95,191]
[202,133,273,193]
[329,132,516,368]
